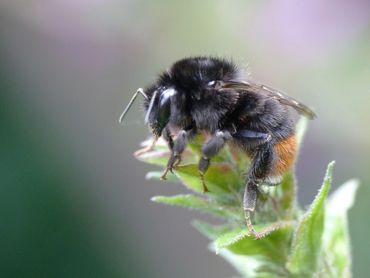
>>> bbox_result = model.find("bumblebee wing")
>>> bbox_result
[222,80,317,119]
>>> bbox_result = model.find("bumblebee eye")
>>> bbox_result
[207,80,223,89]
[160,88,177,106]
[207,80,216,87]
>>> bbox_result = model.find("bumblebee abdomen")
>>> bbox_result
[270,134,297,177]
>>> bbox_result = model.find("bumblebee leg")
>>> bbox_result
[134,136,158,156]
[198,157,210,192]
[163,126,184,167]
[243,180,259,212]
[198,131,232,192]
[160,126,176,176]
[242,135,274,208]
[162,126,174,151]
[244,208,293,240]
[243,142,275,238]
[160,128,192,180]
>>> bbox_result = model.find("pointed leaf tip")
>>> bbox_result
[287,161,335,275]
[151,194,239,219]
[146,171,178,182]
[327,178,359,215]
[214,228,249,254]
[192,220,230,240]
[322,178,359,277]
[296,116,309,147]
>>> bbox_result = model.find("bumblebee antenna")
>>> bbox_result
[119,88,148,125]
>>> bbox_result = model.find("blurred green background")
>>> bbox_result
[1,1,369,277]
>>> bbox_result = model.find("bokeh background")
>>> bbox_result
[1,1,369,277]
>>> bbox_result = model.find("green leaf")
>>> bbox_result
[326,178,359,216]
[151,194,241,220]
[214,227,249,254]
[216,248,260,278]
[279,171,297,218]
[145,171,178,182]
[287,161,335,275]
[174,163,243,194]
[136,149,171,167]
[187,134,204,155]
[137,121,355,277]
[322,179,359,278]
[191,220,230,240]
[296,116,309,148]
[217,245,291,278]
[136,139,198,166]
[214,225,293,265]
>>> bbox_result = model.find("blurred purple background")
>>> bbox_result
[1,1,369,277]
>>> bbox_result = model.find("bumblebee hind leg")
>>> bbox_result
[244,136,297,239]
[240,140,278,239]
[243,142,275,211]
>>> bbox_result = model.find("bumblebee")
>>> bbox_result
[119,56,316,237]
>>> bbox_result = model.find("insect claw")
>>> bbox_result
[160,168,170,180]
[245,209,293,239]
[244,210,259,239]
[161,153,181,180]
[134,147,150,157]
[199,172,209,193]
[160,163,176,180]
[173,157,182,168]
[202,181,209,193]
[133,136,158,157]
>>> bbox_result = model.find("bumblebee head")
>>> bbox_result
[119,57,240,137]
[162,56,239,93]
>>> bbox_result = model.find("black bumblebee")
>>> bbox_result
[119,56,316,237]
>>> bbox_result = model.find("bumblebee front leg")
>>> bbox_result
[162,125,174,151]
[198,130,232,192]
[134,136,158,156]
[160,128,193,180]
